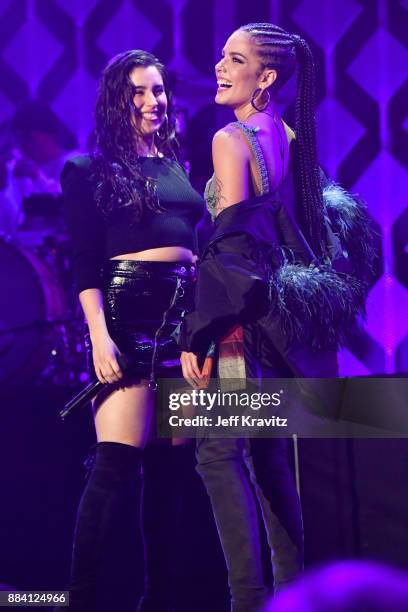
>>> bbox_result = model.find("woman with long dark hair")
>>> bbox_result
[180,23,373,612]
[62,50,204,611]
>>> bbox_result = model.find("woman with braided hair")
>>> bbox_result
[179,22,374,612]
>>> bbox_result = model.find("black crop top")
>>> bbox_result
[61,155,205,291]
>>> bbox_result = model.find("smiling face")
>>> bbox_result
[129,65,168,139]
[215,30,274,116]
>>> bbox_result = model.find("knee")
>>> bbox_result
[195,439,249,491]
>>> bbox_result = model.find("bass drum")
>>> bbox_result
[0,238,67,384]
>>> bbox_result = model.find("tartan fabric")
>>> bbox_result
[217,324,246,390]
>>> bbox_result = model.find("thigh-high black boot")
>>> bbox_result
[137,444,176,612]
[196,437,268,612]
[68,441,143,612]
[244,438,303,593]
[137,443,197,612]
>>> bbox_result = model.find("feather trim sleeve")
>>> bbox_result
[321,175,377,287]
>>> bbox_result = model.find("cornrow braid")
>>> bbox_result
[239,23,327,259]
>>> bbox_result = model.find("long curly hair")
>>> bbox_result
[239,23,328,260]
[92,49,178,221]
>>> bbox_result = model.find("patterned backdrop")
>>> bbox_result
[0,0,407,376]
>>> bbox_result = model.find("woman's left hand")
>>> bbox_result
[181,351,202,388]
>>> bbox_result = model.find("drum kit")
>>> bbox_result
[0,193,88,387]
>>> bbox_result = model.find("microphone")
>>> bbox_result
[60,354,131,420]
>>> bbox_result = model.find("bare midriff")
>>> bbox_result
[110,246,197,263]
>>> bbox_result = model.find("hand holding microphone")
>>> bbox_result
[60,353,131,420]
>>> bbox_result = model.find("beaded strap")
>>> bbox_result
[204,121,270,219]
[230,121,270,195]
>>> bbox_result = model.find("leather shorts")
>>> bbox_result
[85,260,196,386]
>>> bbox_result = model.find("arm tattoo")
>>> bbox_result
[214,175,228,216]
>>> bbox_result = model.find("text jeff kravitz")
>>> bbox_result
[168,415,288,428]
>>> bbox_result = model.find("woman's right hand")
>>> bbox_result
[181,351,203,389]
[91,331,123,384]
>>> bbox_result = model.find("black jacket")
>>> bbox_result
[180,182,375,378]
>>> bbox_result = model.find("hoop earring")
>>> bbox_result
[156,114,169,140]
[251,88,270,112]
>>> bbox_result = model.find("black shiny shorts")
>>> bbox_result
[85,260,196,385]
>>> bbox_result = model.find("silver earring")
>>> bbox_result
[251,88,270,112]
[157,114,169,140]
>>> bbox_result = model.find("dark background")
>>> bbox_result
[0,0,407,609]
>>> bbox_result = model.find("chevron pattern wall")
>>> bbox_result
[0,0,407,376]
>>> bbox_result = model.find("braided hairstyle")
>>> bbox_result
[93,50,178,221]
[239,23,327,259]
